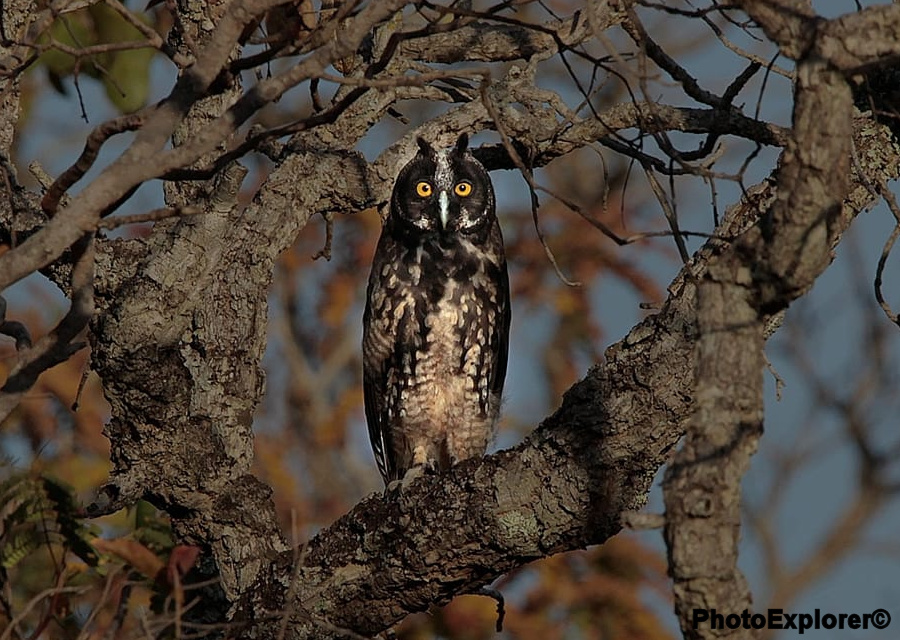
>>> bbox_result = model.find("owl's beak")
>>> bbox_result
[438,191,450,230]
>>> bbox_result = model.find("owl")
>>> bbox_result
[363,134,511,486]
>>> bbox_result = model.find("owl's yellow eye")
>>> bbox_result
[415,181,433,197]
[454,181,473,197]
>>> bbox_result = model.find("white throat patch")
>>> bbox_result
[439,191,450,228]
[435,147,455,229]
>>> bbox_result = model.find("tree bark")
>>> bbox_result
[3,1,900,638]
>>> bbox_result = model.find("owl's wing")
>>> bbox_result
[363,359,394,484]
[489,259,512,399]
[362,274,403,485]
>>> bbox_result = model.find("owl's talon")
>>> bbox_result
[401,464,426,488]
[383,479,402,496]
[384,465,427,496]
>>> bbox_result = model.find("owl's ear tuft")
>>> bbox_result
[416,137,435,158]
[454,133,469,154]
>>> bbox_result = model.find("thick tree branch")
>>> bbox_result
[0,0,410,294]
[231,107,899,638]
[739,1,900,72]
[664,264,763,640]
[399,1,630,63]
[664,2,858,632]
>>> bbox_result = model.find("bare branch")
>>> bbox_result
[874,183,900,326]
[480,78,580,286]
[0,234,94,422]
[96,205,203,230]
[41,114,146,215]
[642,164,690,263]
[233,106,897,637]
[0,0,299,291]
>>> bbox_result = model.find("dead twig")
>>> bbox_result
[96,205,202,230]
[874,183,900,325]
[41,113,146,215]
[479,78,580,286]
[642,163,690,263]
[312,211,335,261]
[0,234,94,422]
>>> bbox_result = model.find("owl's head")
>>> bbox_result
[389,134,495,238]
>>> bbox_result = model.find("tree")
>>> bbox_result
[1,1,899,639]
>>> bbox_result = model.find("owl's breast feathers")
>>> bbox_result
[363,225,510,482]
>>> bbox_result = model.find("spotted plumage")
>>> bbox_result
[363,134,510,485]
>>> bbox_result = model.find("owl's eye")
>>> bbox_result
[454,181,473,197]
[415,181,433,197]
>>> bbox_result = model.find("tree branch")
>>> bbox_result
[739,1,900,72]
[232,107,899,638]
[0,0,411,293]
[663,3,859,633]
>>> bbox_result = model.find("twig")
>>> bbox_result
[0,587,88,640]
[670,60,761,164]
[73,565,125,640]
[699,10,793,79]
[479,78,580,286]
[313,66,489,88]
[765,352,786,400]
[19,37,159,60]
[27,161,55,191]
[312,211,335,261]
[71,358,90,412]
[41,113,146,214]
[642,163,690,263]
[104,580,133,640]
[162,86,370,181]
[623,9,723,108]
[96,205,202,230]
[71,58,90,123]
[532,183,628,246]
[0,234,94,422]
[277,512,308,640]
[103,0,192,68]
[874,186,900,325]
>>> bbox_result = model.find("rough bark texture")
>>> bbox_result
[0,0,38,219]
[660,2,860,634]
[86,0,413,608]
[233,113,898,638]
[664,265,763,640]
[3,1,900,638]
